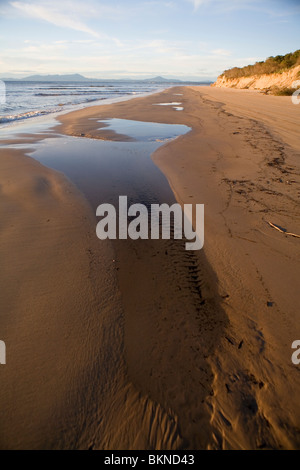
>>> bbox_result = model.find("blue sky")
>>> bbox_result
[0,0,299,80]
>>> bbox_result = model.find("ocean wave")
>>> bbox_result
[0,81,164,126]
[0,110,51,124]
[35,93,62,97]
[34,91,108,96]
[0,98,105,124]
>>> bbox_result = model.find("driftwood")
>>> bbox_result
[267,221,300,239]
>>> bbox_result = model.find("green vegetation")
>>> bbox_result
[271,87,296,96]
[222,50,300,79]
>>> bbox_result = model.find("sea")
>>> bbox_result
[0,79,205,127]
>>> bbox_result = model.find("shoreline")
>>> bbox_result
[56,85,300,448]
[0,85,169,131]
[0,86,299,449]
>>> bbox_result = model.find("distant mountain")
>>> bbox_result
[21,73,88,82]
[144,76,182,83]
[1,73,212,83]
[19,74,182,83]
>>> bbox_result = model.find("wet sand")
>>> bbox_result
[0,86,299,449]
[25,124,226,450]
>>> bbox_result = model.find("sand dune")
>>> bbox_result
[213,65,300,93]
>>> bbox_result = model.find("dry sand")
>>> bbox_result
[0,86,299,449]
[0,149,183,450]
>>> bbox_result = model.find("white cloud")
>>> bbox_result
[10,1,100,37]
[0,48,265,80]
[187,0,265,13]
[211,48,231,56]
[143,1,175,7]
[188,0,209,10]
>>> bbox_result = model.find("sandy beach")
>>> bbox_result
[0,86,299,449]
